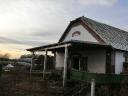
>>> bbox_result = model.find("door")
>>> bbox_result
[72,55,80,70]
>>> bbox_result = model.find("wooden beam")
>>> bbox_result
[38,44,71,51]
[43,49,47,79]
[63,45,68,87]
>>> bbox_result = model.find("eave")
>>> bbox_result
[26,40,112,52]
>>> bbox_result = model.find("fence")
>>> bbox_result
[71,69,128,83]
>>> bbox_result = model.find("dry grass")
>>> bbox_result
[0,71,59,96]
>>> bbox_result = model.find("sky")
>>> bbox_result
[0,0,128,59]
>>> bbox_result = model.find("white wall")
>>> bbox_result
[63,25,98,42]
[56,52,64,69]
[115,51,125,74]
[55,49,106,73]
[86,49,106,73]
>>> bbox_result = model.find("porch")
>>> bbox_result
[27,40,112,87]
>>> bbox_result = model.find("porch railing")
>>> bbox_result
[71,69,128,83]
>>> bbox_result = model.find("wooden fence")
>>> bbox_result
[71,69,128,83]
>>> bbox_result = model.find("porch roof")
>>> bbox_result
[26,40,112,52]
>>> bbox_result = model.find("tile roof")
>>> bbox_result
[82,16,128,51]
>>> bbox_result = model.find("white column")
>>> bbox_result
[91,79,95,96]
[63,45,68,87]
[30,51,35,74]
[43,49,47,79]
[53,51,56,69]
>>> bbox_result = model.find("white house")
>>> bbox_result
[27,16,128,86]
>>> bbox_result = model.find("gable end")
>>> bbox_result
[59,19,105,44]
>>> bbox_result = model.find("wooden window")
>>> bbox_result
[72,31,81,37]
[71,55,88,71]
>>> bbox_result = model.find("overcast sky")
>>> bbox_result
[0,0,128,58]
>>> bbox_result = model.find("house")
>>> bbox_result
[3,63,14,71]
[27,16,128,87]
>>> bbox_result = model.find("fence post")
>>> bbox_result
[91,79,95,96]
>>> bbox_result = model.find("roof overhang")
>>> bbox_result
[26,40,112,52]
[26,41,71,52]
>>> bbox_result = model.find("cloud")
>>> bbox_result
[0,36,48,46]
[77,0,117,6]
[0,0,68,40]
[0,0,126,59]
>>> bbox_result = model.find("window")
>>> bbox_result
[71,55,88,71]
[72,31,81,37]
[124,52,128,62]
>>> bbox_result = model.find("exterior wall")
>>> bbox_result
[55,49,106,73]
[86,49,106,73]
[63,25,98,42]
[115,51,125,74]
[55,52,64,69]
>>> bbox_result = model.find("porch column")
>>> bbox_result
[43,49,47,79]
[53,51,56,69]
[91,79,95,96]
[63,45,68,87]
[30,51,35,75]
